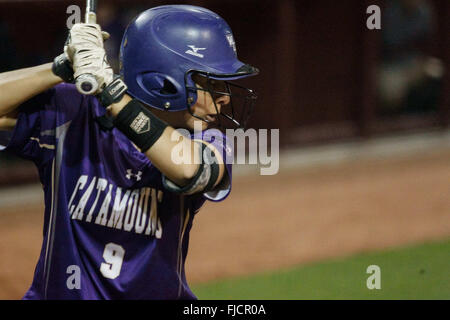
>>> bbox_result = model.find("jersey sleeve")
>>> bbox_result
[192,128,233,202]
[1,83,84,166]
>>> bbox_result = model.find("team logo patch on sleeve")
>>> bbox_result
[130,112,150,134]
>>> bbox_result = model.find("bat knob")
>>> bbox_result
[76,74,99,95]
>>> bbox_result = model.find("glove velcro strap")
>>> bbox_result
[52,53,74,83]
[98,76,128,107]
[113,99,168,152]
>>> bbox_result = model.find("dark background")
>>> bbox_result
[0,0,449,184]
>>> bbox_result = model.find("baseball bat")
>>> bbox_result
[75,0,99,95]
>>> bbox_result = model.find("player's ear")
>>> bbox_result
[215,94,230,107]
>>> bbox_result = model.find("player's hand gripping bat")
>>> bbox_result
[75,0,99,95]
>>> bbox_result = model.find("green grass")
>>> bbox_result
[192,239,450,299]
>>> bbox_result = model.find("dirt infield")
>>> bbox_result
[0,149,449,299]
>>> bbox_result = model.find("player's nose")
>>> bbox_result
[214,94,230,113]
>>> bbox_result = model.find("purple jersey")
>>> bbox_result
[1,84,232,300]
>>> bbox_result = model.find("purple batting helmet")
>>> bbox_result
[119,5,259,128]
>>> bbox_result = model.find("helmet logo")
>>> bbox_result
[226,33,237,54]
[185,45,206,58]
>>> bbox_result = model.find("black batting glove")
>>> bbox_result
[52,53,74,83]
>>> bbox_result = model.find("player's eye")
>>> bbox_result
[209,80,227,93]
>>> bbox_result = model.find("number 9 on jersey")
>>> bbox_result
[100,243,125,280]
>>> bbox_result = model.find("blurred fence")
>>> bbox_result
[0,0,449,186]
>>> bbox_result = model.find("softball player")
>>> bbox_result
[0,5,258,299]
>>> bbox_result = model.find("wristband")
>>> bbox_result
[98,76,128,107]
[52,53,74,83]
[113,99,168,152]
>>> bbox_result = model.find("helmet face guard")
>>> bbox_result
[184,69,258,130]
